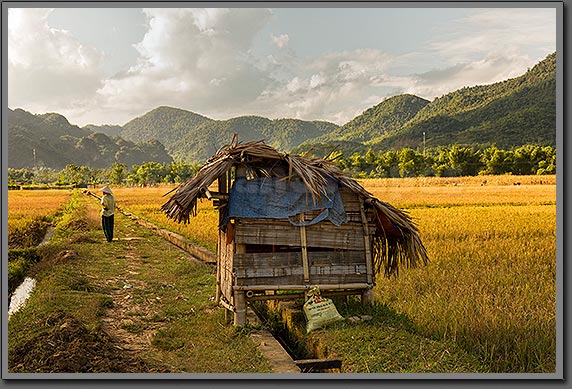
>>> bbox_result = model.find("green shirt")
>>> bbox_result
[101,194,116,217]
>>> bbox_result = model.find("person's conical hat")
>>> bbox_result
[100,186,113,194]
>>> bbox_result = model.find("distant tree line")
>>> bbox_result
[8,144,556,187]
[8,161,201,187]
[332,143,556,178]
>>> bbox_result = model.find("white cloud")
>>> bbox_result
[377,8,556,101]
[8,8,104,115]
[252,49,395,124]
[430,8,555,64]
[381,54,536,101]
[93,8,273,124]
[271,33,289,48]
[7,7,556,128]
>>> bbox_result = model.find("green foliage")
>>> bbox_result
[58,164,94,186]
[109,163,127,185]
[8,168,35,185]
[164,161,201,183]
[125,161,200,185]
[329,144,555,178]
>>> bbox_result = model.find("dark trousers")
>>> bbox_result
[102,215,114,242]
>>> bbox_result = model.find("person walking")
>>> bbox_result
[100,186,116,242]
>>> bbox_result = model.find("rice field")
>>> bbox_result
[8,175,556,372]
[8,189,73,247]
[8,189,73,222]
[110,175,556,373]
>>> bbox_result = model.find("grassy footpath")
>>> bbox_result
[8,192,271,373]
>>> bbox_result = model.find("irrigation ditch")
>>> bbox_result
[7,225,55,317]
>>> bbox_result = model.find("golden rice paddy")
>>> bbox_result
[7,174,557,372]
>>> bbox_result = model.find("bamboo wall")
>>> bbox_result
[217,185,375,306]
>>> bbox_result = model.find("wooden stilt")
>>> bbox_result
[234,290,246,326]
[361,288,375,304]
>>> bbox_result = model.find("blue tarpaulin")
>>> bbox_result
[224,177,347,226]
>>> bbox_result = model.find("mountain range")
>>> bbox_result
[8,52,555,169]
[7,108,173,169]
[293,51,556,156]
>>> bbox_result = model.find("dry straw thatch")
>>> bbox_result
[162,137,428,277]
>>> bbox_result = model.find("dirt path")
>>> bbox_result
[99,243,162,355]
[76,199,276,373]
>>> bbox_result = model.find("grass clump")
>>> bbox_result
[8,217,50,249]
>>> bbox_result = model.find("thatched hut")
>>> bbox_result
[162,138,428,326]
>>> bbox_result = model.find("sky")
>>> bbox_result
[7,5,557,127]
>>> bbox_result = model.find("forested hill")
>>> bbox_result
[318,94,430,144]
[120,108,338,162]
[368,52,556,150]
[296,52,556,156]
[7,108,173,169]
[293,94,430,156]
[121,106,214,150]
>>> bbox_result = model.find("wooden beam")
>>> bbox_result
[294,358,342,372]
[299,213,310,283]
[233,283,370,291]
[359,199,374,285]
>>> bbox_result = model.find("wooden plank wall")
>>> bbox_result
[234,251,368,286]
[218,230,235,303]
[234,219,371,250]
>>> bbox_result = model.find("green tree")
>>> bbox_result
[8,168,35,185]
[398,148,425,177]
[480,145,514,175]
[165,161,201,183]
[130,162,169,185]
[58,164,94,186]
[109,162,128,185]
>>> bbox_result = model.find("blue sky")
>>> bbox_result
[7,6,557,126]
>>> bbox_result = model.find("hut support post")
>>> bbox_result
[360,201,375,304]
[233,290,246,326]
[215,237,221,303]
[299,213,310,283]
[234,242,247,326]
[362,289,375,304]
[215,173,228,304]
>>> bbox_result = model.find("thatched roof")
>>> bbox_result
[162,138,428,277]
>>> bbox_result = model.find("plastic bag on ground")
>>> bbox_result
[303,286,343,333]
